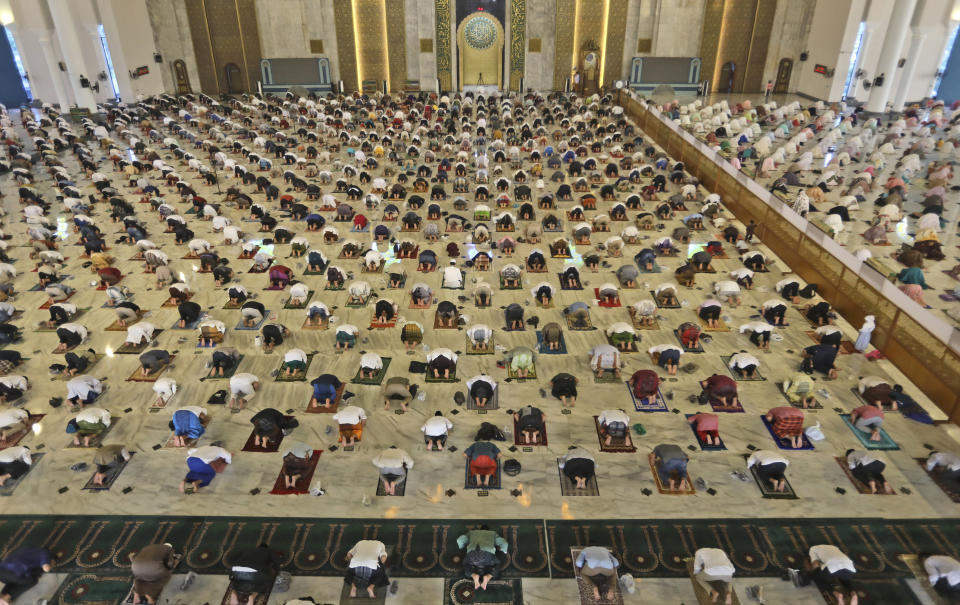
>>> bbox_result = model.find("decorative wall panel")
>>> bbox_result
[183,0,261,94]
[236,0,262,93]
[700,0,724,88]
[386,0,407,90]
[510,0,526,90]
[356,0,388,89]
[435,0,452,90]
[552,0,575,89]
[603,0,628,86]
[185,0,217,92]
[332,0,358,91]
[744,0,777,92]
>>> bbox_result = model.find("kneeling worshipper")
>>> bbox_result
[92,444,131,487]
[457,526,508,591]
[550,373,579,407]
[129,543,181,605]
[589,343,621,379]
[920,554,960,600]
[688,412,720,447]
[649,343,683,376]
[465,441,501,487]
[227,544,280,605]
[782,372,817,408]
[69,406,111,447]
[372,446,414,495]
[846,449,894,494]
[0,445,32,487]
[250,408,296,448]
[0,546,54,604]
[344,540,389,599]
[700,374,739,409]
[504,346,536,378]
[138,349,171,377]
[209,347,240,378]
[332,405,367,446]
[747,449,790,493]
[170,406,208,447]
[421,411,453,450]
[228,372,260,409]
[310,374,343,409]
[766,406,806,448]
[381,376,413,411]
[653,443,689,491]
[0,408,29,443]
[606,322,638,351]
[574,546,619,603]
[282,348,309,377]
[693,548,736,605]
[153,378,177,407]
[598,409,632,447]
[426,348,458,379]
[281,442,314,490]
[850,404,885,442]
[628,369,660,405]
[796,545,857,605]
[358,352,383,380]
[181,445,231,493]
[467,375,497,408]
[926,451,960,484]
[514,406,545,445]
[559,446,596,489]
[467,324,493,351]
[728,351,760,379]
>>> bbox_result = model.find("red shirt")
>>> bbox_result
[706,374,737,395]
[853,405,883,420]
[689,413,718,431]
[768,406,803,421]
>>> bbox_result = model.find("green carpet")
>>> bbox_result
[17,515,960,604]
[50,573,132,604]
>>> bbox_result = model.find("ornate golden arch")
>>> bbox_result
[456,11,505,90]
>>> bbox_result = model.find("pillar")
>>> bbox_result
[865,0,918,113]
[4,23,34,101]
[95,0,132,100]
[891,30,926,110]
[45,0,97,110]
[35,32,71,111]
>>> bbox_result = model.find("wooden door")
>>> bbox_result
[774,58,793,94]
[173,60,192,94]
[719,61,735,93]
[224,63,243,94]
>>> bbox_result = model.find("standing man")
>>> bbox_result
[764,80,773,99]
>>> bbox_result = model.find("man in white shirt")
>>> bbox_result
[372,446,414,496]
[72,407,112,447]
[125,321,156,346]
[597,409,631,447]
[359,353,383,380]
[589,344,620,379]
[739,322,773,350]
[426,348,458,379]
[728,352,760,379]
[0,445,31,486]
[332,405,367,446]
[921,553,960,598]
[182,445,232,493]
[693,547,736,605]
[799,545,857,605]
[442,261,463,288]
[846,449,893,494]
[421,411,453,451]
[926,451,960,482]
[747,450,789,493]
[0,409,28,443]
[66,375,103,408]
[282,349,309,378]
[228,373,260,409]
[466,324,493,351]
[345,540,388,599]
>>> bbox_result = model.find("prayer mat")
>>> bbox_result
[170,316,203,331]
[235,311,270,330]
[686,559,742,605]
[685,415,726,450]
[694,264,718,274]
[466,387,499,411]
[557,459,600,497]
[34,308,89,332]
[673,329,704,352]
[274,354,315,382]
[269,449,322,495]
[499,275,522,290]
[0,453,42,496]
[376,471,408,496]
[915,458,960,503]
[205,355,243,380]
[628,384,669,412]
[106,314,144,331]
[702,318,729,332]
[219,580,271,605]
[536,299,554,309]
[362,259,385,273]
[51,342,80,354]
[900,554,951,605]
[126,355,176,382]
[761,414,814,450]
[57,355,105,380]
[31,276,73,292]
[557,273,583,290]
[409,295,432,309]
[160,293,191,307]
[466,335,495,355]
[840,414,899,450]
[502,323,526,332]
[248,259,274,273]
[345,295,369,308]
[536,330,567,354]
[301,317,329,330]
[222,300,242,310]
[426,370,460,383]
[594,288,621,307]
[651,290,681,309]
[565,315,595,330]
[351,357,392,385]
[66,417,120,448]
[442,281,465,290]
[593,370,621,384]
[630,312,659,331]
[324,282,345,290]
[507,363,537,380]
[304,383,345,413]
[605,334,639,352]
[339,583,387,605]
[115,332,163,354]
[241,417,294,453]
[720,355,767,381]
[709,398,745,413]
[571,548,624,605]
[38,291,75,308]
[442,578,523,605]
[513,417,547,446]
[747,458,798,500]
[0,334,23,350]
[464,457,501,489]
[804,330,856,354]
[849,387,903,413]
[433,312,459,329]
[0,414,44,450]
[163,429,202,449]
[835,457,895,495]
[283,290,314,309]
[595,416,637,453]
[52,573,138,604]
[649,453,695,494]
[82,452,134,490]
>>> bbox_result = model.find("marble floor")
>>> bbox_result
[0,89,955,605]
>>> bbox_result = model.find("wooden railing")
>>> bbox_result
[617,91,960,420]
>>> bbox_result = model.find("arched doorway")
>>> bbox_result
[456,12,504,91]
[224,63,243,94]
[173,59,192,94]
[774,58,793,94]
[718,61,736,93]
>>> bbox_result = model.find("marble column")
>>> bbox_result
[890,30,926,109]
[865,0,918,113]
[45,0,97,110]
[35,32,72,111]
[95,0,133,101]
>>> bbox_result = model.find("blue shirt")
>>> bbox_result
[0,548,52,581]
[576,547,618,570]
